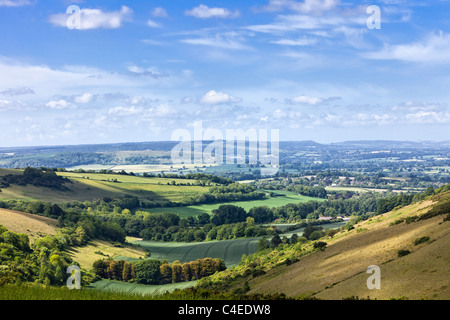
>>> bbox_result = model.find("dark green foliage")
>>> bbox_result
[397,249,411,257]
[377,193,415,215]
[211,205,247,225]
[134,259,162,284]
[0,167,70,190]
[313,241,327,251]
[257,238,270,251]
[0,225,77,286]
[93,257,226,285]
[414,236,430,245]
[270,234,281,248]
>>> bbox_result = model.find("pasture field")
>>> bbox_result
[0,169,210,204]
[149,190,324,219]
[87,279,198,296]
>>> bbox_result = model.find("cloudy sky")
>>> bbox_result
[0,0,449,147]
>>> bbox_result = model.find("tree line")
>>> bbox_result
[92,257,226,285]
[0,167,70,190]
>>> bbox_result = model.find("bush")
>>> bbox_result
[414,236,430,245]
[313,241,327,251]
[397,249,410,257]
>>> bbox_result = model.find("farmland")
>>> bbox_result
[119,221,346,267]
[0,169,210,205]
[88,279,198,296]
[149,190,324,219]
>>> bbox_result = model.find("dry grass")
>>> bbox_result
[0,208,58,241]
[65,239,147,270]
[247,199,450,300]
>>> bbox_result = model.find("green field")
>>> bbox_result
[130,238,260,267]
[87,279,198,296]
[148,190,324,218]
[0,169,210,204]
[123,221,346,268]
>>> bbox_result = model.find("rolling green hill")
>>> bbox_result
[0,169,209,205]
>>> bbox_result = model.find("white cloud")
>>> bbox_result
[0,0,31,7]
[74,92,93,104]
[147,19,161,28]
[405,111,450,124]
[289,95,324,105]
[48,6,132,30]
[45,99,74,109]
[287,95,340,105]
[151,7,168,18]
[259,0,340,14]
[199,90,242,105]
[364,31,450,63]
[108,106,143,116]
[185,4,239,19]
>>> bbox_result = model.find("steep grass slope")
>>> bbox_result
[245,196,449,300]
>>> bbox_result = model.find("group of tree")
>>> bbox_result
[0,225,85,286]
[114,209,275,242]
[181,183,266,206]
[0,167,70,190]
[92,257,226,285]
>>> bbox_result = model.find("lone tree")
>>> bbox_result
[270,234,282,249]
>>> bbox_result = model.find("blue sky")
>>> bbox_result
[0,0,449,147]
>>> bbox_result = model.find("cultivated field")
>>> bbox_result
[149,190,324,219]
[88,279,198,296]
[127,238,260,267]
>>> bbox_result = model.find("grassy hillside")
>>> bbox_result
[208,193,449,300]
[65,239,147,270]
[0,169,209,205]
[0,208,58,242]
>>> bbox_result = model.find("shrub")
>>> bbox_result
[414,236,430,246]
[405,216,418,224]
[313,241,327,251]
[397,249,411,257]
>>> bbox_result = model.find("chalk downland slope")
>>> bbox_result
[245,195,450,300]
[0,208,58,241]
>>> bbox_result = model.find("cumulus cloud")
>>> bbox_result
[49,5,132,30]
[199,90,243,105]
[185,4,239,19]
[151,7,168,18]
[45,99,75,109]
[74,92,93,104]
